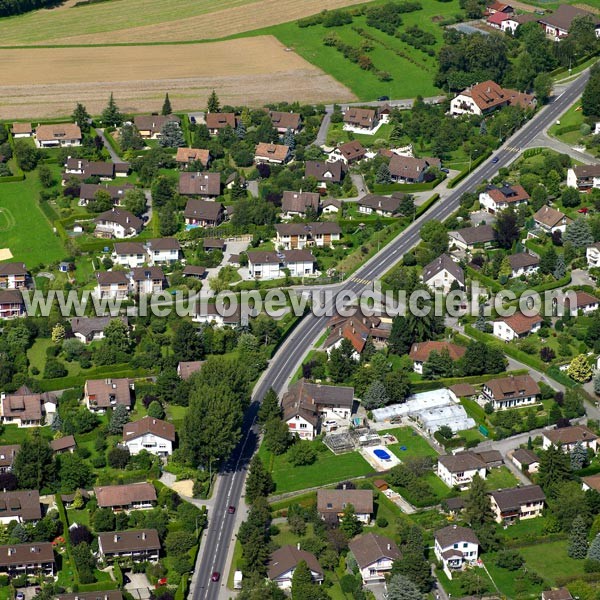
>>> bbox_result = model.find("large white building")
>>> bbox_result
[434,525,479,579]
[482,374,540,410]
[247,250,315,280]
[437,452,487,489]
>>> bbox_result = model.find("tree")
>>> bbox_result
[207,90,220,113]
[165,530,195,556]
[384,370,412,404]
[159,202,179,236]
[101,93,123,126]
[245,455,274,503]
[291,561,318,600]
[38,163,54,188]
[594,372,600,396]
[362,380,390,409]
[540,245,558,274]
[173,321,205,362]
[589,534,600,561]
[376,163,392,184]
[12,430,54,490]
[554,255,567,280]
[495,549,524,570]
[494,209,520,249]
[569,514,590,559]
[438,425,453,439]
[107,404,130,434]
[464,473,494,528]
[119,123,144,151]
[571,442,589,471]
[568,354,593,383]
[147,400,165,419]
[14,139,40,171]
[564,219,594,248]
[385,574,422,600]
[258,388,281,424]
[392,526,432,592]
[422,349,453,379]
[340,503,362,539]
[51,323,65,344]
[56,453,94,491]
[328,338,357,383]
[534,72,553,104]
[161,93,172,116]
[562,187,581,208]
[88,189,113,213]
[72,102,91,131]
[287,442,317,466]
[263,418,292,455]
[159,121,185,148]
[538,444,571,495]
[107,446,130,469]
[122,188,147,217]
[420,220,448,256]
[92,507,115,532]
[583,64,600,117]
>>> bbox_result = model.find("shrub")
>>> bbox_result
[376,516,388,528]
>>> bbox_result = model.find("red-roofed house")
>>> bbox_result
[493,312,543,341]
[450,80,535,116]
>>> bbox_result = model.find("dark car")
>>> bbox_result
[228,505,236,514]
[441,168,450,173]
[491,157,499,163]
[377,96,389,101]
[211,572,220,582]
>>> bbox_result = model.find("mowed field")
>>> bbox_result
[0,0,366,45]
[0,37,355,119]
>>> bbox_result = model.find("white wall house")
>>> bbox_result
[434,526,479,579]
[542,426,598,452]
[112,243,147,268]
[122,416,175,457]
[492,313,542,342]
[587,243,600,268]
[482,374,540,411]
[437,453,486,490]
[348,534,401,584]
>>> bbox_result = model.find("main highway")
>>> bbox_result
[191,67,592,600]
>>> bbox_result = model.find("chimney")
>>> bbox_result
[342,483,347,490]
[142,531,147,540]
[114,534,119,543]
[387,543,391,551]
[297,542,301,550]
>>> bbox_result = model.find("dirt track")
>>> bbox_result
[0,36,355,119]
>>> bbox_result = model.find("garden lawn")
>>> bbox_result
[484,466,520,491]
[326,121,394,146]
[548,102,585,145]
[27,337,53,375]
[484,554,544,598]
[259,442,373,494]
[520,540,585,586]
[0,172,66,266]
[66,508,91,527]
[0,424,53,444]
[379,427,438,460]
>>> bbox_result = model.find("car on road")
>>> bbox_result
[228,505,236,514]
[377,96,389,101]
[441,168,450,173]
[491,157,499,163]
[211,572,220,582]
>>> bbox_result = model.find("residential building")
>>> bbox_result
[194,303,246,328]
[0,490,41,524]
[482,374,540,410]
[492,312,543,341]
[587,242,600,268]
[422,253,465,293]
[508,252,540,278]
[269,111,302,134]
[487,11,510,28]
[343,107,378,130]
[448,225,496,251]
[358,194,403,217]
[280,191,320,219]
[178,171,221,199]
[567,164,600,192]
[321,198,342,214]
[487,1,514,14]
[434,525,479,578]
[267,545,323,589]
[582,474,600,492]
[70,316,128,344]
[323,313,390,359]
[408,341,466,375]
[437,452,487,489]
[205,113,236,135]
[203,238,226,252]
[123,416,176,457]
[489,485,545,524]
[112,242,147,268]
[389,155,440,184]
[93,208,143,239]
[247,250,315,280]
[0,445,19,473]
[0,290,25,320]
[133,115,180,139]
[0,388,55,428]
[448,383,477,401]
[95,483,157,511]
[283,379,355,440]
[145,238,181,264]
[79,183,135,206]
[538,4,600,40]
[183,265,206,280]
[317,489,373,523]
[129,267,166,295]
[450,80,535,116]
[177,361,204,381]
[94,271,129,300]
[64,159,127,182]
[84,378,133,413]
[542,589,574,600]
[542,425,598,452]
[305,160,345,185]
[175,148,210,169]
[511,448,540,473]
[50,435,77,455]
[275,223,341,250]
[35,124,81,148]
[479,183,530,214]
[0,542,55,577]
[501,12,540,33]
[348,533,402,584]
[183,199,224,228]
[561,290,600,316]
[533,205,572,233]
[330,140,366,164]
[57,592,123,600]
[10,123,32,138]
[97,529,160,563]
[254,143,290,165]
[0,263,27,289]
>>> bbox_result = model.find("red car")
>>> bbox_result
[578,207,589,214]
[228,505,236,514]
[211,572,220,582]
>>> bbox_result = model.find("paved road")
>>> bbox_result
[191,68,592,600]
[96,127,123,162]
[526,130,598,163]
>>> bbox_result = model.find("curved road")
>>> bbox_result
[192,68,592,600]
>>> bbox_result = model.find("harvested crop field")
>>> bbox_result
[0,36,355,119]
[0,0,364,46]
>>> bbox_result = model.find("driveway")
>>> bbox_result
[571,268,595,287]
[365,582,387,600]
[96,127,123,162]
[125,572,152,600]
[351,173,368,196]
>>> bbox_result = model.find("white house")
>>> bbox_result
[348,534,402,584]
[587,243,600,268]
[511,448,540,473]
[508,253,540,278]
[434,525,479,579]
[479,183,529,214]
[247,250,315,280]
[561,290,600,316]
[70,316,128,344]
[275,223,341,250]
[450,80,535,117]
[542,425,598,452]
[567,165,600,192]
[94,271,129,300]
[408,341,466,375]
[317,489,373,524]
[129,267,166,295]
[492,312,543,342]
[489,485,545,524]
[35,124,82,148]
[482,374,540,410]
[112,242,147,268]
[145,238,181,265]
[0,490,41,525]
[11,123,33,138]
[422,253,464,293]
[533,206,572,234]
[538,4,600,41]
[123,416,175,457]
[267,546,323,590]
[0,388,55,428]
[94,208,143,239]
[437,452,486,489]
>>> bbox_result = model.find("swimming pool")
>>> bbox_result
[374,448,392,461]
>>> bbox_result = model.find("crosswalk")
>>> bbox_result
[348,276,371,285]
[505,146,521,153]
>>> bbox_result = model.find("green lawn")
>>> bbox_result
[0,424,53,444]
[27,337,53,374]
[484,466,520,491]
[259,442,373,494]
[326,122,394,146]
[0,172,66,267]
[520,540,585,586]
[66,508,90,527]
[379,427,438,460]
[484,554,544,599]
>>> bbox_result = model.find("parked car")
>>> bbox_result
[377,96,389,101]
[441,168,450,173]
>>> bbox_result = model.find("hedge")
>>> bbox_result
[0,173,25,183]
[372,176,444,194]
[447,150,492,189]
[37,365,150,391]
[553,124,581,136]
[411,369,528,393]
[466,268,571,296]
[55,494,80,587]
[416,193,440,218]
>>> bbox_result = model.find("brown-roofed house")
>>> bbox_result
[182,265,207,279]
[317,489,373,523]
[146,238,182,264]
[422,253,465,293]
[483,374,540,410]
[358,194,402,217]
[269,111,302,134]
[178,171,221,199]
[449,383,477,399]
[508,252,540,278]
[79,183,135,206]
[349,533,401,583]
[409,341,466,374]
[511,448,540,473]
[542,589,574,600]
[0,542,55,577]
[493,312,543,341]
[11,123,32,138]
[123,416,176,457]
[255,143,290,165]
[539,4,600,39]
[479,183,529,214]
[0,490,41,524]
[582,473,600,493]
[275,222,342,250]
[334,140,367,164]
[434,525,479,572]
[175,148,210,169]
[95,483,157,511]
[58,592,123,600]
[562,290,600,316]
[343,107,378,130]
[0,262,28,289]
[133,115,180,139]
[130,266,166,295]
[98,529,160,563]
[533,205,573,233]
[0,290,26,320]
[35,124,81,148]
[94,270,130,300]
[449,224,496,251]
[389,155,440,184]
[84,378,132,412]
[0,445,19,473]
[177,361,204,380]
[567,164,600,192]
[437,452,487,488]
[490,485,545,523]
[305,160,345,184]
[281,191,320,218]
[0,390,55,428]
[93,208,143,239]
[450,80,536,116]
[542,425,598,452]
[183,199,224,228]
[323,313,388,357]
[206,113,236,135]
[50,435,77,455]
[268,545,323,589]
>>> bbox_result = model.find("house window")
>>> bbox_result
[453,543,458,549]
[299,423,307,429]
